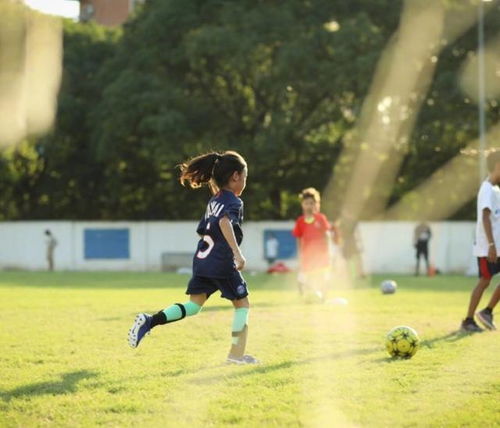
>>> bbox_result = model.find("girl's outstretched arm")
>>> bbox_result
[219,216,246,270]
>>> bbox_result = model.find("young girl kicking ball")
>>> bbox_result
[128,151,258,364]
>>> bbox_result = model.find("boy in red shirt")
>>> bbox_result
[292,187,339,300]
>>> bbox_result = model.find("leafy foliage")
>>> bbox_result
[1,0,499,220]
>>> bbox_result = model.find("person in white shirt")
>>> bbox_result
[462,152,500,332]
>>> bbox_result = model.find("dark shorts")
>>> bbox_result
[186,270,248,301]
[477,257,500,280]
[416,241,428,258]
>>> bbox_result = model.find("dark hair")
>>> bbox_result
[299,187,321,203]
[179,150,247,194]
[45,230,51,235]
[487,151,500,172]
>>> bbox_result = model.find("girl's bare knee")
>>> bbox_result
[233,296,250,308]
[190,293,208,306]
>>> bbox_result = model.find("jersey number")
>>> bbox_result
[197,222,215,259]
[197,235,214,259]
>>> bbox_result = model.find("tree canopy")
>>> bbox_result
[1,0,499,221]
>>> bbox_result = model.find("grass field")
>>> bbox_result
[0,271,498,427]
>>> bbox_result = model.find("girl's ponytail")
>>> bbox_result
[179,150,246,194]
[179,152,221,192]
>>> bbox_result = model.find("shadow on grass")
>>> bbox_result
[370,330,471,363]
[420,330,472,348]
[189,331,475,381]
[0,370,98,402]
[190,346,381,385]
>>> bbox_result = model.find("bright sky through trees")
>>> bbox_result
[24,0,79,19]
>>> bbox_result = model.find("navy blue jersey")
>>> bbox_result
[192,190,244,278]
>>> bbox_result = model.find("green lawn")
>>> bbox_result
[0,272,498,427]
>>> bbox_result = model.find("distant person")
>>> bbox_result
[292,187,338,301]
[461,151,500,332]
[45,230,57,271]
[265,233,279,266]
[341,222,365,279]
[329,219,343,268]
[128,151,259,364]
[414,222,432,276]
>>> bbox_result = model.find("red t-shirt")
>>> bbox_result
[292,213,331,271]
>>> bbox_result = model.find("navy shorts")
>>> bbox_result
[477,257,500,280]
[186,270,248,301]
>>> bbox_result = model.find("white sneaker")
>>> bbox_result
[226,354,260,365]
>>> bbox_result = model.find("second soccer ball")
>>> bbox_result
[380,280,397,294]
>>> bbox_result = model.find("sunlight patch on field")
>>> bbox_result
[299,295,360,427]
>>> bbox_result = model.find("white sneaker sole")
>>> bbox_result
[476,312,496,330]
[226,356,260,365]
[128,313,147,348]
[226,358,247,365]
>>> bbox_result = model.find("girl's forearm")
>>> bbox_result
[219,216,242,255]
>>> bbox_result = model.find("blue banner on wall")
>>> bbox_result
[84,228,130,259]
[263,229,296,260]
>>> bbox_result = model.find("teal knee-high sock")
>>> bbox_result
[162,301,201,323]
[232,307,249,345]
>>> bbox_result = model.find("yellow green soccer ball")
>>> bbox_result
[385,326,420,358]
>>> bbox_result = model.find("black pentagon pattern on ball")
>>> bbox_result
[386,326,420,359]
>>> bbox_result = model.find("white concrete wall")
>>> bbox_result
[0,221,477,274]
[358,222,476,275]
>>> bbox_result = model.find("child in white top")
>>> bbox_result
[462,151,500,332]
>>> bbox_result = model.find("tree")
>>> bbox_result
[3,0,497,221]
[92,0,402,219]
[0,20,119,219]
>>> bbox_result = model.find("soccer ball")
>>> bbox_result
[385,326,420,358]
[380,280,397,294]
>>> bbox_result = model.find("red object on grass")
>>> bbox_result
[267,262,291,274]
